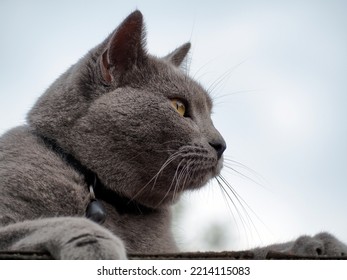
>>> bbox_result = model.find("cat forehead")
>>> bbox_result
[183,77,213,112]
[148,58,213,111]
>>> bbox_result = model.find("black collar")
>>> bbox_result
[36,133,153,221]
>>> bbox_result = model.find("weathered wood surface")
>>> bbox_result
[1,250,347,260]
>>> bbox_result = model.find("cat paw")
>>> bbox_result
[58,218,127,260]
[290,232,347,257]
[9,217,127,259]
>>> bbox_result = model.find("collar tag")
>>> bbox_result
[86,184,106,224]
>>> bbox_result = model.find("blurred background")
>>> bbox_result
[1,0,347,251]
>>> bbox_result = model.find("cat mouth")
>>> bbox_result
[153,162,220,207]
[163,153,222,192]
[130,145,223,208]
[161,144,223,189]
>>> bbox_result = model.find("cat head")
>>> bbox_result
[28,11,226,208]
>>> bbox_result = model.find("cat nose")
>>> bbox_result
[209,139,227,160]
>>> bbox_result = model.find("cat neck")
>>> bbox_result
[35,132,154,216]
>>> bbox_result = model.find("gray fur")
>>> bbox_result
[0,10,346,259]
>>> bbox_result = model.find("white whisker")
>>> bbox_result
[129,150,182,202]
[216,177,241,238]
[154,158,186,208]
[217,174,265,245]
[216,176,251,243]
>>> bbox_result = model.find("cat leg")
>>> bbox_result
[252,232,347,259]
[0,217,126,259]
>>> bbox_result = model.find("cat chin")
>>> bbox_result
[133,192,182,209]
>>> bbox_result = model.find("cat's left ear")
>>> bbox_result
[100,10,147,84]
[164,42,191,67]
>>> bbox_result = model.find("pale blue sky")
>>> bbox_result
[1,0,347,250]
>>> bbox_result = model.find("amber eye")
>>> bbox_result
[170,99,186,117]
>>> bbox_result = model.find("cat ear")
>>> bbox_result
[164,42,191,67]
[100,10,146,84]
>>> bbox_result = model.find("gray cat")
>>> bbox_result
[0,10,346,259]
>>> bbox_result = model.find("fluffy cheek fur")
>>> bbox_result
[69,90,219,207]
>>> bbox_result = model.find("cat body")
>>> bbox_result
[0,11,346,259]
[0,126,175,257]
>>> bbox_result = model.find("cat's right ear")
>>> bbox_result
[100,10,146,84]
[164,42,191,67]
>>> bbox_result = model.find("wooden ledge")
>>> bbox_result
[1,250,346,260]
